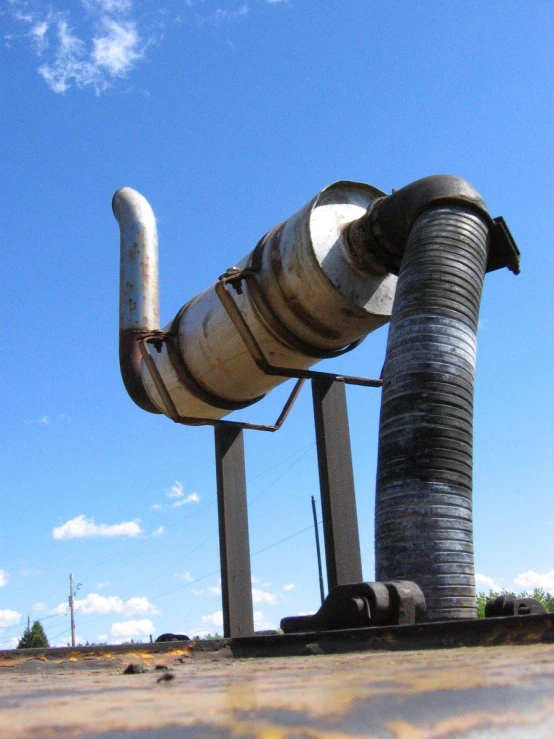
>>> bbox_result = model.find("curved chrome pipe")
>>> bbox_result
[113,187,161,414]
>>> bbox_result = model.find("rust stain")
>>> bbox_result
[0,644,553,737]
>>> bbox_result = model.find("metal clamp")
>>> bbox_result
[280,581,426,633]
[485,594,546,618]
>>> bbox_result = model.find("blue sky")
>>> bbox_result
[0,0,552,647]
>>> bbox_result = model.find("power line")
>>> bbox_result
[248,444,315,506]
[88,443,316,599]
[72,443,316,582]
[42,521,318,638]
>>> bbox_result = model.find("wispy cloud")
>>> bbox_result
[52,593,159,616]
[157,481,200,509]
[282,583,295,592]
[32,602,47,612]
[167,481,185,500]
[214,4,248,25]
[153,525,164,536]
[193,584,221,596]
[7,1,291,93]
[7,0,146,94]
[21,568,42,577]
[52,514,143,539]
[26,415,51,426]
[0,570,8,588]
[172,492,200,508]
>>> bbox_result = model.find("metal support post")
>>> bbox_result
[312,377,363,591]
[214,425,254,638]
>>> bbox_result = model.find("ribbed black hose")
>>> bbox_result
[375,206,489,620]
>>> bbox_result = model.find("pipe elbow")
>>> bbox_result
[346,175,519,276]
[114,187,161,414]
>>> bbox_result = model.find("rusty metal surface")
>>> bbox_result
[1,641,554,737]
[234,612,554,658]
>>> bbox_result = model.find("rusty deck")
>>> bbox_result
[1,629,554,737]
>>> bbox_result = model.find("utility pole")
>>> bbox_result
[311,496,325,605]
[69,573,76,648]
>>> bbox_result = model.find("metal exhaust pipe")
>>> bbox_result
[113,187,161,414]
[347,175,520,620]
[113,182,397,420]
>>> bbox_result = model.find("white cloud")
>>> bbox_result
[151,503,163,511]
[0,609,21,629]
[215,5,248,25]
[123,596,160,616]
[92,18,142,76]
[30,21,49,53]
[180,572,194,582]
[193,585,221,596]
[514,570,554,592]
[53,515,142,539]
[38,19,103,94]
[201,610,223,627]
[52,593,159,617]
[153,526,164,536]
[8,0,146,94]
[26,414,50,425]
[32,602,47,612]
[84,0,132,13]
[167,481,184,499]
[253,611,275,631]
[21,568,42,577]
[172,492,200,508]
[282,583,295,592]
[0,570,8,587]
[252,588,277,605]
[110,619,154,643]
[96,580,111,589]
[475,573,502,592]
[3,636,20,649]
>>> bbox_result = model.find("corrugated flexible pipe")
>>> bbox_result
[346,175,519,620]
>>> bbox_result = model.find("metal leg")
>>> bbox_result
[214,425,254,638]
[312,377,363,591]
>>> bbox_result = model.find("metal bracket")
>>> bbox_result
[137,265,382,432]
[280,581,426,633]
[138,335,304,432]
[215,267,383,389]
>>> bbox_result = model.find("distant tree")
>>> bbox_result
[17,620,50,649]
[476,589,554,618]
